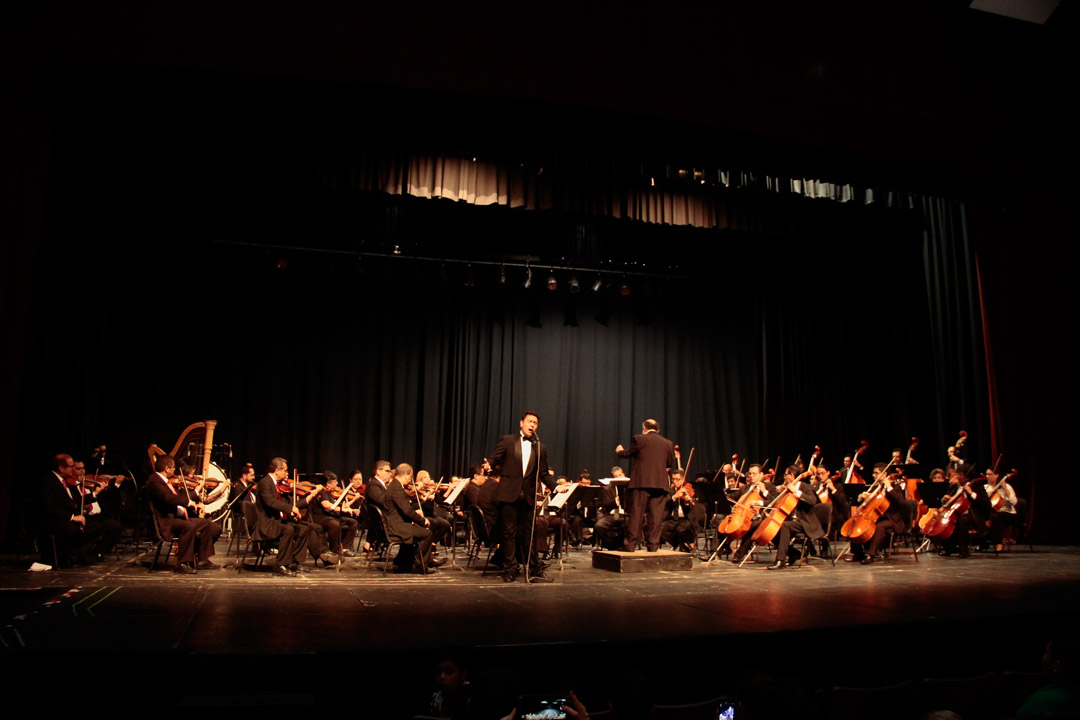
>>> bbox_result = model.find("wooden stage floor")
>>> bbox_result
[1,542,1076,715]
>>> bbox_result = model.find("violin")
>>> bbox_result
[672,480,696,507]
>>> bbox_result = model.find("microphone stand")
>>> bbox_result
[524,433,544,585]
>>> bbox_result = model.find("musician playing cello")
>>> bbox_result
[765,465,826,570]
[851,462,915,565]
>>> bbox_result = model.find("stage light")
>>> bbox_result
[523,267,532,289]
[498,265,506,285]
[568,276,580,294]
[546,272,557,291]
[620,281,631,296]
[464,264,475,287]
[592,276,603,292]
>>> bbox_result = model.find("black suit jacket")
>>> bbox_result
[489,434,555,503]
[146,472,197,537]
[255,474,297,540]
[383,479,426,542]
[37,471,81,532]
[617,432,675,491]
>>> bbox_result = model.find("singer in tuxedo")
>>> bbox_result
[485,411,558,582]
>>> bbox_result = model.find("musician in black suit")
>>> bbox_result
[382,463,436,573]
[36,453,122,566]
[768,466,825,569]
[146,455,220,572]
[485,411,558,583]
[254,457,313,577]
[851,463,916,564]
[617,419,675,552]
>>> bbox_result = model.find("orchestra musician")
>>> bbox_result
[661,470,704,553]
[383,463,437,574]
[766,465,826,570]
[254,457,314,577]
[728,464,776,564]
[986,467,1021,553]
[617,418,676,553]
[36,453,122,567]
[850,462,916,565]
[146,455,221,572]
[485,411,557,583]
[811,463,848,544]
[937,464,992,559]
[593,466,627,551]
[309,471,360,557]
[415,469,454,551]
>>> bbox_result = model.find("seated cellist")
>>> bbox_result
[851,462,916,565]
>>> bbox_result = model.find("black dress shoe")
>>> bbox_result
[275,565,296,577]
[766,560,786,570]
[175,563,197,574]
[502,572,516,583]
[289,563,309,574]
[528,572,554,583]
[197,560,218,570]
[860,557,874,565]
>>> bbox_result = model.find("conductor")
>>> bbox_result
[617,419,675,552]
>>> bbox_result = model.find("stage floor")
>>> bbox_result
[1,541,1076,714]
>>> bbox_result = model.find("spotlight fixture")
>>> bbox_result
[591,276,603,292]
[392,244,402,255]
[498,265,506,285]
[568,276,580,294]
[546,272,557,291]
[464,264,475,287]
[620,281,631,297]
[523,267,532,289]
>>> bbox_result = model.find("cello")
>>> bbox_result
[840,460,896,544]
[751,447,821,547]
[716,460,774,540]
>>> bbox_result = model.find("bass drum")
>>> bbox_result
[199,462,232,521]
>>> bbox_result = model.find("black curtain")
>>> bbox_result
[3,63,994,545]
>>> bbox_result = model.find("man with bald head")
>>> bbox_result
[617,419,675,552]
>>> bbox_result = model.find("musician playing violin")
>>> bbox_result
[661,470,704,553]
[147,455,221,572]
[254,457,315,577]
[766,465,826,570]
[851,462,916,565]
[310,471,360,557]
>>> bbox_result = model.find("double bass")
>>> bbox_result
[843,441,869,485]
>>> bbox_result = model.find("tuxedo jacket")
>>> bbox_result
[617,432,675,491]
[488,433,555,503]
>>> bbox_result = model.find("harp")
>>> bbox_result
[147,420,218,479]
